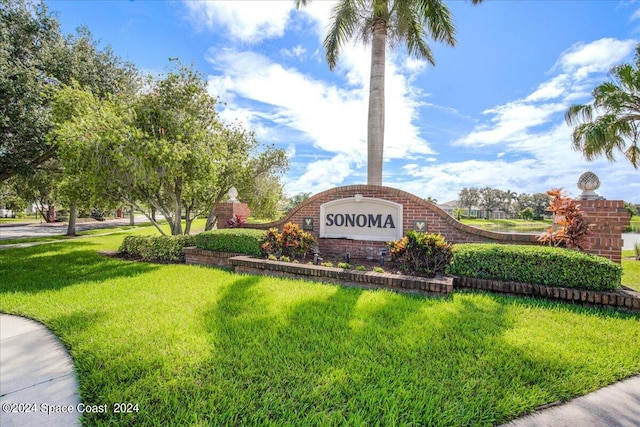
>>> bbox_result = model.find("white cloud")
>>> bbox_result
[281,45,307,59]
[456,38,637,148]
[554,38,636,80]
[183,1,294,43]
[457,102,565,146]
[525,75,570,102]
[286,154,354,194]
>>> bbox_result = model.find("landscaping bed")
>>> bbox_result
[230,255,453,297]
[183,248,640,311]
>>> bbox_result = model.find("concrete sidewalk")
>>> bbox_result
[0,314,80,427]
[501,375,640,427]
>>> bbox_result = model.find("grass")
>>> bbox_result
[622,249,640,291]
[626,216,640,233]
[0,230,639,426]
[460,218,551,232]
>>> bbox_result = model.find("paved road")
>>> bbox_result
[0,216,149,241]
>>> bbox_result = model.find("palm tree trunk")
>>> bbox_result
[367,17,386,186]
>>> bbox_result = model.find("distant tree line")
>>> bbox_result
[457,187,551,220]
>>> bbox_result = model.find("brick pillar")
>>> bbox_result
[213,202,251,229]
[580,200,630,264]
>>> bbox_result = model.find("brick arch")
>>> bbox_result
[246,185,538,260]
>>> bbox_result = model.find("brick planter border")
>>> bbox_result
[184,247,638,311]
[454,276,640,312]
[229,256,453,297]
[183,247,241,268]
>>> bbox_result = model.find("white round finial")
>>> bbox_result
[577,172,602,200]
[228,187,239,202]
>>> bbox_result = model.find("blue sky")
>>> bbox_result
[49,0,640,203]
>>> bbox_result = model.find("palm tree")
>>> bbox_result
[295,0,482,185]
[565,44,640,169]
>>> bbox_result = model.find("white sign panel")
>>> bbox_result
[320,196,403,241]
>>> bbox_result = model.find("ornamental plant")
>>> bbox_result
[538,188,593,251]
[260,222,316,260]
[226,214,246,228]
[388,231,454,277]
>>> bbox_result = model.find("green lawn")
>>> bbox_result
[1,231,639,426]
[623,249,640,291]
[460,218,551,232]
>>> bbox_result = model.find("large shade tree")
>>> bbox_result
[0,0,137,183]
[296,0,482,185]
[565,44,640,170]
[54,65,288,236]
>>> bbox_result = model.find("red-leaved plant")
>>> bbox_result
[227,214,246,228]
[537,189,593,251]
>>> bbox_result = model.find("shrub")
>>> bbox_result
[119,235,195,262]
[538,189,593,251]
[194,229,264,255]
[388,231,454,277]
[372,267,385,273]
[338,262,351,269]
[226,214,246,228]
[447,244,622,291]
[260,222,316,260]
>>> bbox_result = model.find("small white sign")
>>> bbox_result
[320,196,403,241]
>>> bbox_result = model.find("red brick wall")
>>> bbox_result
[213,202,251,229]
[245,185,538,260]
[580,200,630,264]
[244,186,628,263]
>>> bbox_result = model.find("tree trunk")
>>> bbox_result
[129,204,135,226]
[184,204,192,235]
[173,180,183,235]
[367,17,387,186]
[66,203,77,236]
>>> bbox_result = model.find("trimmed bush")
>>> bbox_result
[447,244,622,291]
[194,229,264,256]
[119,235,195,262]
[388,231,454,277]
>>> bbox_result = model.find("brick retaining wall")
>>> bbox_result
[183,248,637,311]
[230,256,453,297]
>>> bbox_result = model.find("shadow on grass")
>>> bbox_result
[195,277,551,425]
[0,241,158,294]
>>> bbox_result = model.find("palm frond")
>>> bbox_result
[294,0,311,10]
[565,104,593,126]
[415,0,456,46]
[323,0,362,70]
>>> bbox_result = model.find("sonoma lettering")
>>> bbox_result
[325,213,396,229]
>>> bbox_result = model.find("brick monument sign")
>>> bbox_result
[244,184,629,264]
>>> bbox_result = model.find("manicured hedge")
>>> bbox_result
[447,244,622,291]
[119,235,195,262]
[194,229,264,256]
